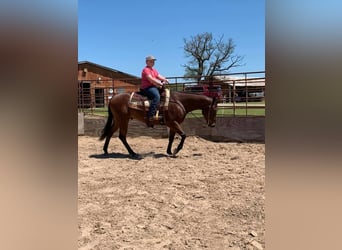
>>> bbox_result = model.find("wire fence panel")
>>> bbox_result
[78,71,265,117]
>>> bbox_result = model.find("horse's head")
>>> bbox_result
[202,97,218,127]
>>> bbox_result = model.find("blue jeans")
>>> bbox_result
[140,86,160,118]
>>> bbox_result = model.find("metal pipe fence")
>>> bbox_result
[78,71,265,117]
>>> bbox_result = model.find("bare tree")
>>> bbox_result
[183,32,244,82]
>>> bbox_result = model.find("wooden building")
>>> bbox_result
[213,74,265,102]
[78,61,141,108]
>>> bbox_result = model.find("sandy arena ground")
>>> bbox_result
[78,135,265,250]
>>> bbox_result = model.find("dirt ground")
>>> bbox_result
[78,135,265,250]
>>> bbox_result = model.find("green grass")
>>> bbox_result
[186,108,265,118]
[79,107,108,117]
[79,108,265,117]
[186,101,265,117]
[79,102,265,117]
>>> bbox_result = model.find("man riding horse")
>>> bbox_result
[99,56,218,157]
[139,55,169,127]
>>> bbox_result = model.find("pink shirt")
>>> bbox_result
[141,66,159,89]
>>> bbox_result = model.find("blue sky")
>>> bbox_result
[78,0,265,78]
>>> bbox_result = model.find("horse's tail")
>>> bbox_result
[99,105,114,141]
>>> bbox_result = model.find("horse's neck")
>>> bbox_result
[175,93,210,113]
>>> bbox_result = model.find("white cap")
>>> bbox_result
[145,55,157,61]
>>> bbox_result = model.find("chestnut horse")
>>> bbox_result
[99,91,217,157]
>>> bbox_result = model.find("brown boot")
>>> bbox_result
[159,116,165,125]
[145,117,154,128]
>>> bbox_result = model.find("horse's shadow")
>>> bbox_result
[141,152,170,159]
[89,152,170,160]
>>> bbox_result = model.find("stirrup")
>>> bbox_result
[153,115,164,122]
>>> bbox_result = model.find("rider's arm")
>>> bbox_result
[157,74,169,84]
[146,74,164,88]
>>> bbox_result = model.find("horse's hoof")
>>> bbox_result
[172,148,179,156]
[130,153,142,160]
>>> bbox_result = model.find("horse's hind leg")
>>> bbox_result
[103,122,119,154]
[119,133,137,157]
[118,119,137,157]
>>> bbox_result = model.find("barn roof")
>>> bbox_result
[213,75,265,87]
[78,61,141,85]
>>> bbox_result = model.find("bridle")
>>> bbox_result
[170,97,217,127]
[206,97,217,126]
[187,98,217,126]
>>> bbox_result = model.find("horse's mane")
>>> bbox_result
[171,91,213,103]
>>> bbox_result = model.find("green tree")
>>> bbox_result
[183,32,244,82]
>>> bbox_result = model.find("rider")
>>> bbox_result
[140,55,169,127]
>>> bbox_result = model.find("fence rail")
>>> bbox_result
[78,71,265,117]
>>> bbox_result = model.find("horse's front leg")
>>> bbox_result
[167,129,176,155]
[167,122,186,156]
[173,133,186,156]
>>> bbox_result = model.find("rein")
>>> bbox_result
[207,97,217,126]
[189,99,216,126]
[188,110,207,125]
[169,96,216,126]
